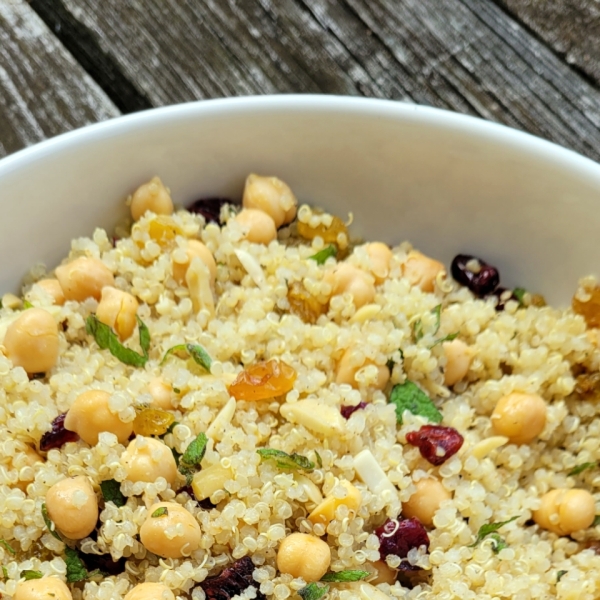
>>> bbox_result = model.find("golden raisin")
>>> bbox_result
[133,408,175,436]
[573,285,600,328]
[229,360,297,401]
[287,282,327,324]
[575,372,600,399]
[134,216,182,249]
[297,215,347,244]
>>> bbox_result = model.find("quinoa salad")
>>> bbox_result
[1,174,600,600]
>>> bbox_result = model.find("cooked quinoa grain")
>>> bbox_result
[0,175,599,600]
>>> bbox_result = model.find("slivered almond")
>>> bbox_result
[280,399,345,436]
[471,436,509,459]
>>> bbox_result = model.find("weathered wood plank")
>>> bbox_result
[493,0,600,87]
[27,0,600,162]
[0,0,119,157]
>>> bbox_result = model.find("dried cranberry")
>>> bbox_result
[406,425,464,466]
[199,556,265,600]
[375,517,430,571]
[39,413,79,451]
[451,254,500,297]
[489,287,519,311]
[187,197,236,224]
[341,401,368,419]
[80,552,126,575]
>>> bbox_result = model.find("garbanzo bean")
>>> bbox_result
[235,208,277,245]
[371,560,397,585]
[3,308,59,373]
[402,250,445,293]
[130,177,174,222]
[55,257,115,302]
[242,174,298,228]
[277,532,331,582]
[121,437,179,487]
[14,578,72,600]
[172,240,216,285]
[148,377,174,410]
[402,477,451,527]
[335,347,389,390]
[365,242,393,284]
[326,264,376,309]
[96,286,139,341]
[45,476,98,540]
[124,582,175,600]
[140,502,201,558]
[35,278,65,305]
[533,488,596,535]
[443,339,473,387]
[64,390,133,446]
[491,392,547,445]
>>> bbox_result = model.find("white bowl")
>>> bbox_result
[1,95,599,304]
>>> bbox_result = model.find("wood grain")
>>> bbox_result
[0,0,119,158]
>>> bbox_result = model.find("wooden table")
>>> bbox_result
[1,0,599,160]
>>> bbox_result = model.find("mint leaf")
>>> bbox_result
[178,432,208,484]
[557,570,568,582]
[151,507,168,518]
[257,448,315,472]
[2,566,7,578]
[65,547,88,583]
[432,304,442,334]
[314,450,323,468]
[321,570,369,582]
[513,287,527,306]
[0,540,15,555]
[21,570,43,580]
[430,332,460,349]
[593,515,600,527]
[469,516,518,547]
[298,582,329,600]
[86,314,149,367]
[568,462,597,476]
[22,300,33,309]
[387,348,404,371]
[309,245,337,265]
[41,502,62,541]
[389,381,443,425]
[161,343,212,371]
[488,533,507,554]
[412,319,424,342]
[100,479,126,507]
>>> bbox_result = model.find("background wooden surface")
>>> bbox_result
[1,0,599,160]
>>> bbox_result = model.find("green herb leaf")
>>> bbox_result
[178,432,209,484]
[468,516,519,548]
[151,507,168,518]
[387,348,404,371]
[593,515,600,527]
[161,421,179,438]
[22,570,43,580]
[22,300,33,309]
[257,448,315,472]
[309,245,337,265]
[321,570,369,582]
[315,450,323,468]
[389,381,443,425]
[568,462,597,476]
[161,343,212,371]
[429,332,460,349]
[557,570,568,582]
[412,319,424,342]
[0,540,15,555]
[298,582,329,600]
[513,287,527,307]
[41,503,62,541]
[65,547,88,583]
[173,387,181,394]
[488,533,507,554]
[431,304,442,335]
[100,479,126,507]
[85,314,149,367]
[2,566,7,579]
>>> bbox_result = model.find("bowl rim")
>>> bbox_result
[1,95,600,178]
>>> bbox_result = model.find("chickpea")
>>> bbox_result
[148,377,174,410]
[402,250,445,293]
[335,348,389,390]
[242,173,298,228]
[3,308,59,373]
[140,502,201,558]
[124,582,175,600]
[371,560,397,585]
[96,286,139,341]
[14,578,72,600]
[402,477,451,527]
[277,532,331,581]
[491,392,547,445]
[533,488,596,536]
[130,176,174,221]
[325,264,376,309]
[172,240,217,285]
[64,390,133,446]
[55,257,115,302]
[235,208,277,245]
[35,278,65,305]
[45,476,98,539]
[365,242,393,284]
[443,339,474,387]
[121,436,179,488]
